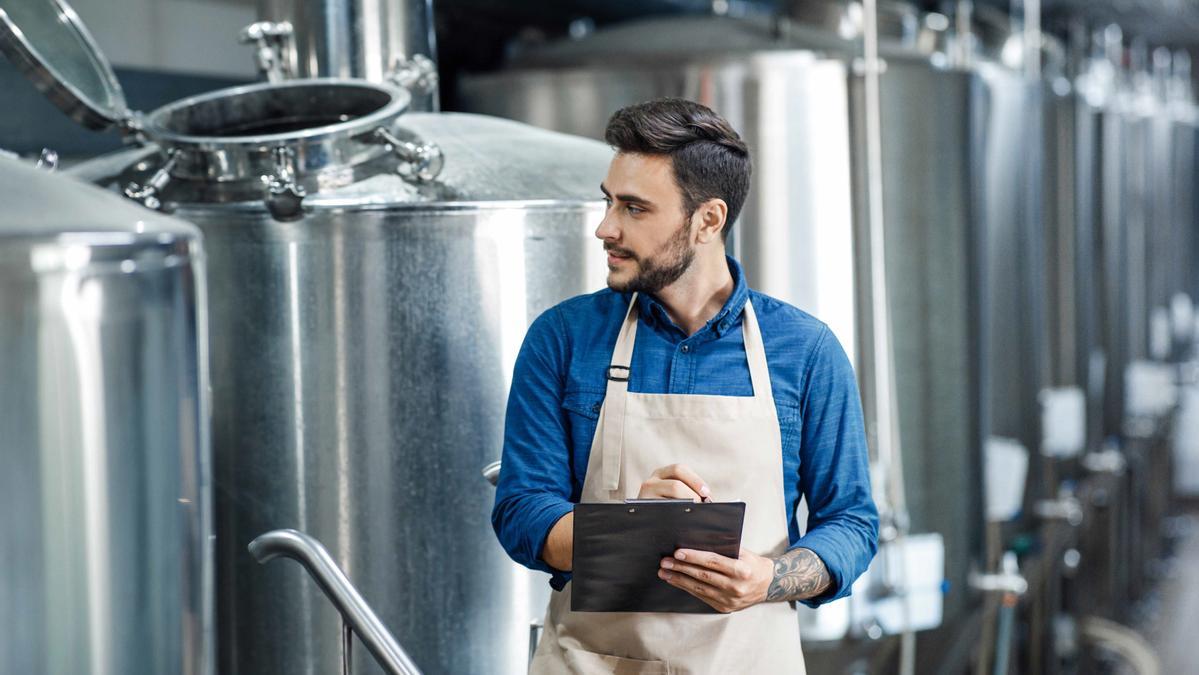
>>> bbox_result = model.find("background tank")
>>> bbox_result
[0,154,212,675]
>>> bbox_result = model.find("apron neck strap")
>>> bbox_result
[741,299,774,402]
[609,292,640,372]
[610,292,773,402]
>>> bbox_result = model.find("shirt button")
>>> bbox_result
[681,344,690,353]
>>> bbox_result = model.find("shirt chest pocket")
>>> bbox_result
[561,391,605,464]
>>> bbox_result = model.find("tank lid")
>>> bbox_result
[0,155,196,242]
[308,113,612,206]
[0,0,129,131]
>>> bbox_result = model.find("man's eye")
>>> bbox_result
[627,205,644,215]
[603,197,613,209]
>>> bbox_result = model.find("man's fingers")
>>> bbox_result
[662,479,702,500]
[673,548,739,576]
[660,557,733,590]
[651,464,711,500]
[641,478,701,501]
[658,569,730,613]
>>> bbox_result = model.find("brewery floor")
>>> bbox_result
[1127,510,1199,673]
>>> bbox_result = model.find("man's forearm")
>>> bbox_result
[766,547,831,602]
[540,511,574,572]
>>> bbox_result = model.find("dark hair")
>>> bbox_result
[604,98,752,240]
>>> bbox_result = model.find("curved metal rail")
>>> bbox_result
[249,528,423,675]
[481,460,501,486]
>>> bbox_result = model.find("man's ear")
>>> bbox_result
[694,199,728,244]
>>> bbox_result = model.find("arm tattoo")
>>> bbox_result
[766,547,831,602]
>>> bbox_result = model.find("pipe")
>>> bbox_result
[862,1,915,673]
[1080,616,1161,675]
[249,529,423,675]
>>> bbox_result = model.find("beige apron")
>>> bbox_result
[531,293,805,674]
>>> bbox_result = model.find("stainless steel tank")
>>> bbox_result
[250,0,439,110]
[185,113,608,675]
[1,2,611,674]
[965,12,1053,518]
[459,1,987,654]
[0,155,212,674]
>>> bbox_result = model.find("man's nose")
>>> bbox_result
[595,212,619,241]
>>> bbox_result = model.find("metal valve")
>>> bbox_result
[124,152,179,211]
[35,148,59,172]
[374,127,444,183]
[388,54,439,96]
[240,21,295,83]
[969,552,1028,596]
[263,146,307,221]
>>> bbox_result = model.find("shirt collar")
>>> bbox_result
[631,256,749,339]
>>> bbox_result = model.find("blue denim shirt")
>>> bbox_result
[492,257,878,606]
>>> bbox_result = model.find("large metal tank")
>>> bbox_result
[459,1,987,662]
[0,155,212,674]
[961,10,1051,492]
[0,2,610,674]
[88,80,608,675]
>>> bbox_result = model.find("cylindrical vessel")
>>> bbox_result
[256,0,438,108]
[0,155,212,675]
[73,101,610,674]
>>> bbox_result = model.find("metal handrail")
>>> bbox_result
[248,528,423,675]
[481,460,501,486]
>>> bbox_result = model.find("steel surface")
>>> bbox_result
[0,156,212,675]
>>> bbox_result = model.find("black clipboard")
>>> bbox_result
[571,500,746,613]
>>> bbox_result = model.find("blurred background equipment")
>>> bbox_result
[3,0,1199,673]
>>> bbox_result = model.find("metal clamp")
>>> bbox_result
[969,553,1028,596]
[35,148,59,172]
[374,127,444,183]
[1035,496,1084,527]
[124,152,179,210]
[1082,448,1127,475]
[263,146,307,221]
[240,21,295,83]
[388,54,439,96]
[249,529,422,675]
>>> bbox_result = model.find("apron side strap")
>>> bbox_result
[600,376,629,491]
[600,292,640,492]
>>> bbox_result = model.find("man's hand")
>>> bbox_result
[658,546,832,612]
[657,547,774,613]
[638,463,711,501]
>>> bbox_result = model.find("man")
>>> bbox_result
[493,98,878,673]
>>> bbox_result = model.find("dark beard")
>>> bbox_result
[608,218,696,294]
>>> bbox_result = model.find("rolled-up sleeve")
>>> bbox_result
[792,326,879,607]
[492,308,575,582]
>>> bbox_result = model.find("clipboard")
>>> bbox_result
[571,500,746,613]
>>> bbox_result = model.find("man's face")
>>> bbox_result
[597,152,696,294]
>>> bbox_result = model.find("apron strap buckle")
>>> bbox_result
[606,365,631,382]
